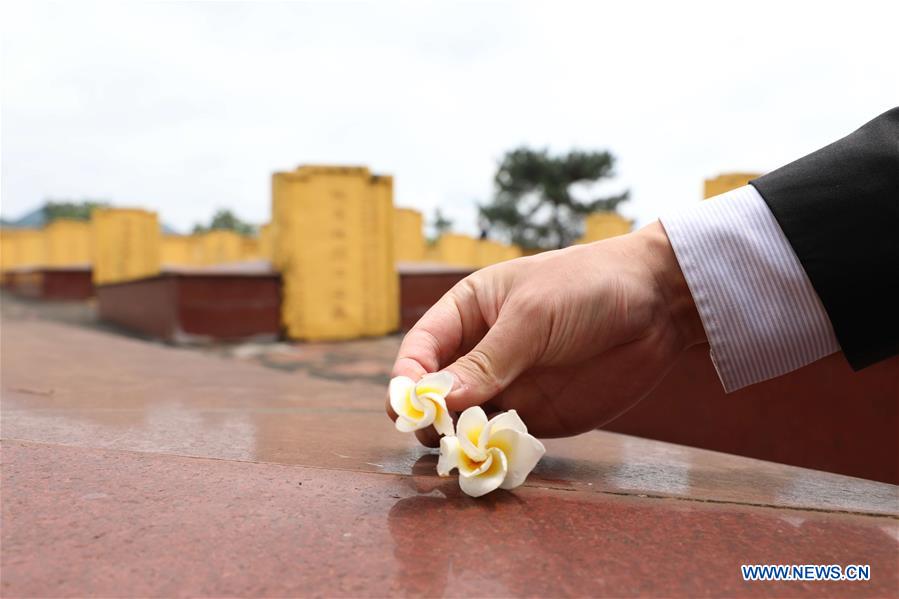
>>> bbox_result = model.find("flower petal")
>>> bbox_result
[459,450,493,477]
[393,393,437,432]
[437,435,461,476]
[452,449,487,479]
[488,429,546,490]
[421,393,454,437]
[459,448,508,498]
[395,415,422,433]
[456,406,488,461]
[415,371,454,397]
[488,409,528,434]
[389,376,416,416]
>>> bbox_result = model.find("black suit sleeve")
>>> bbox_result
[750,107,899,371]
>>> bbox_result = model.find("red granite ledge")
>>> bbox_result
[3,316,897,517]
[3,440,897,598]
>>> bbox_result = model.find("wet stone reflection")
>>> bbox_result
[387,457,551,598]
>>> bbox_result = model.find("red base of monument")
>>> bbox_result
[2,267,94,300]
[398,263,472,331]
[610,346,898,485]
[96,269,282,343]
[93,263,476,343]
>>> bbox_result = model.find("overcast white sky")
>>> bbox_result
[2,1,897,234]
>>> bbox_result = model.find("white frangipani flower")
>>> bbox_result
[389,372,455,436]
[437,406,545,497]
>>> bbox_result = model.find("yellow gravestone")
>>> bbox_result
[703,173,762,199]
[91,208,161,284]
[579,212,633,243]
[273,165,399,340]
[393,208,426,262]
[258,223,274,262]
[43,220,92,267]
[197,230,244,265]
[241,236,261,261]
[366,175,400,335]
[475,239,522,267]
[0,229,46,271]
[434,233,479,268]
[161,235,196,266]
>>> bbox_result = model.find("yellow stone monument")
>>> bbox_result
[393,208,426,262]
[0,228,46,271]
[434,233,479,267]
[579,212,633,243]
[258,223,274,262]
[91,208,161,284]
[475,239,522,267]
[160,235,197,266]
[241,236,261,261]
[196,230,245,265]
[272,165,399,340]
[703,172,762,199]
[43,220,92,267]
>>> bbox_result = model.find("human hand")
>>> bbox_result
[386,221,707,446]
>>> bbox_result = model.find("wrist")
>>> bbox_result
[636,221,707,349]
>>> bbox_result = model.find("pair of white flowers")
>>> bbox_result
[389,371,546,497]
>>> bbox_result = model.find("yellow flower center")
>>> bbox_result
[466,425,482,447]
[460,451,483,472]
[404,390,424,419]
[416,386,442,396]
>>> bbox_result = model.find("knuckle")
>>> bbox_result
[415,427,440,448]
[438,276,479,319]
[458,349,503,395]
[451,275,480,302]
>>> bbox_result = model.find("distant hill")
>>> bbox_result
[1,206,48,228]
[1,204,179,235]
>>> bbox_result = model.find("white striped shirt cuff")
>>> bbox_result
[660,185,840,392]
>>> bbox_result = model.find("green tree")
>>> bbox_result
[479,147,629,249]
[44,199,109,222]
[193,209,255,236]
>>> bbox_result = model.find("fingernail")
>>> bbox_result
[439,370,458,392]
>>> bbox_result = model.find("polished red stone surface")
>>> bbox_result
[226,325,899,484]
[2,315,898,597]
[3,441,898,598]
[3,318,897,515]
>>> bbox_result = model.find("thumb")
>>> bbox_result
[444,312,538,411]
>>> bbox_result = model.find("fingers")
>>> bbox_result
[443,309,540,412]
[414,427,442,448]
[390,279,489,380]
[388,273,519,447]
[385,393,442,447]
[385,395,398,421]
[481,368,580,438]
